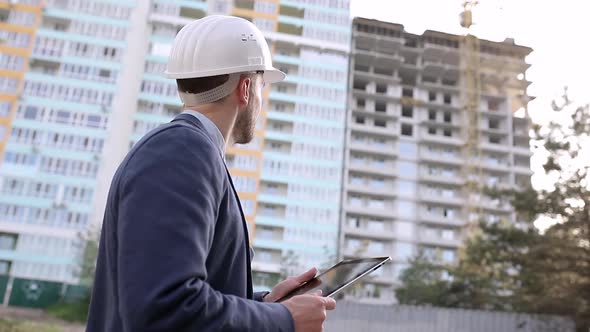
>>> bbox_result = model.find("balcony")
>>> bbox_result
[344,203,394,219]
[348,161,396,178]
[345,182,396,198]
[419,191,464,206]
[348,140,397,157]
[419,234,462,248]
[419,172,464,186]
[350,122,398,137]
[480,53,531,74]
[479,159,511,173]
[342,225,396,241]
[423,41,459,62]
[419,211,465,227]
[418,150,463,166]
[277,22,302,36]
[353,30,404,48]
[479,141,509,153]
[279,4,304,18]
[421,133,463,146]
[514,146,533,157]
[513,164,533,176]
[251,261,281,274]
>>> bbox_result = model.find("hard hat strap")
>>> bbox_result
[179,73,241,106]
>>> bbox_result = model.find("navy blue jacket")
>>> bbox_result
[87,114,294,332]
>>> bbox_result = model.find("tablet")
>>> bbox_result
[276,256,391,302]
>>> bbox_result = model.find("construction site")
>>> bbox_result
[0,0,583,331]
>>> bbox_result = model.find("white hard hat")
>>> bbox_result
[165,15,285,84]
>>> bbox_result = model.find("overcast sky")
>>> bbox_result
[349,0,590,228]
[349,0,589,122]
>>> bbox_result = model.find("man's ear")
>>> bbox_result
[237,75,252,108]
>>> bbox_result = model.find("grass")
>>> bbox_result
[0,318,62,332]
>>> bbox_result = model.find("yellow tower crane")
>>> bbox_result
[460,1,483,228]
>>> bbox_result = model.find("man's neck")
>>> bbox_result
[185,103,238,148]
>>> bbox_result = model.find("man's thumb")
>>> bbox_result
[295,267,317,282]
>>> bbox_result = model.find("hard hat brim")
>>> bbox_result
[263,68,286,84]
[164,67,286,83]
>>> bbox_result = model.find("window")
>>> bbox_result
[488,119,500,129]
[350,175,363,185]
[376,84,387,94]
[367,219,384,231]
[402,88,413,97]
[442,229,455,240]
[402,106,413,118]
[347,216,360,228]
[374,119,386,127]
[394,242,414,260]
[488,100,499,111]
[443,94,452,104]
[349,195,362,206]
[257,227,274,240]
[0,77,19,93]
[375,101,386,112]
[0,260,10,275]
[258,250,273,263]
[428,127,436,135]
[401,123,413,136]
[443,129,452,137]
[98,69,110,78]
[368,198,385,209]
[368,241,384,253]
[397,200,416,219]
[355,116,365,124]
[428,91,436,101]
[398,142,417,157]
[0,232,17,250]
[396,180,416,196]
[423,76,436,83]
[397,161,417,177]
[0,101,10,117]
[443,112,451,123]
[370,177,384,188]
[443,207,455,218]
[357,99,365,108]
[489,136,501,144]
[428,109,436,120]
[396,222,414,238]
[442,249,456,262]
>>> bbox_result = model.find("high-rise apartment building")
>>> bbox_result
[339,17,533,303]
[0,0,351,297]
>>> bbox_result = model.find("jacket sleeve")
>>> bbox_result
[253,291,270,302]
[116,127,294,332]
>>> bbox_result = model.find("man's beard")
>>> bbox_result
[233,97,258,144]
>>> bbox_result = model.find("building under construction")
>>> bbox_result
[339,17,533,303]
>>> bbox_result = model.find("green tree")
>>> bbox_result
[47,229,99,323]
[395,252,451,306]
[396,93,590,331]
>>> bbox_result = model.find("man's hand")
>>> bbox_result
[263,267,318,303]
[281,291,336,332]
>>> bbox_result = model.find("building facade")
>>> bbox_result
[0,0,351,297]
[0,1,533,306]
[339,17,533,303]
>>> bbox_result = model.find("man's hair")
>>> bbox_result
[176,74,230,95]
[176,73,259,104]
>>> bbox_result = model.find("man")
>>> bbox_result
[87,15,335,332]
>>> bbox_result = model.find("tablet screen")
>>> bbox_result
[278,257,390,302]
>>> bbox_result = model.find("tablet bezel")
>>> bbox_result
[277,256,392,302]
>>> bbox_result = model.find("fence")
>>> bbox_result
[0,276,87,308]
[325,301,575,332]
